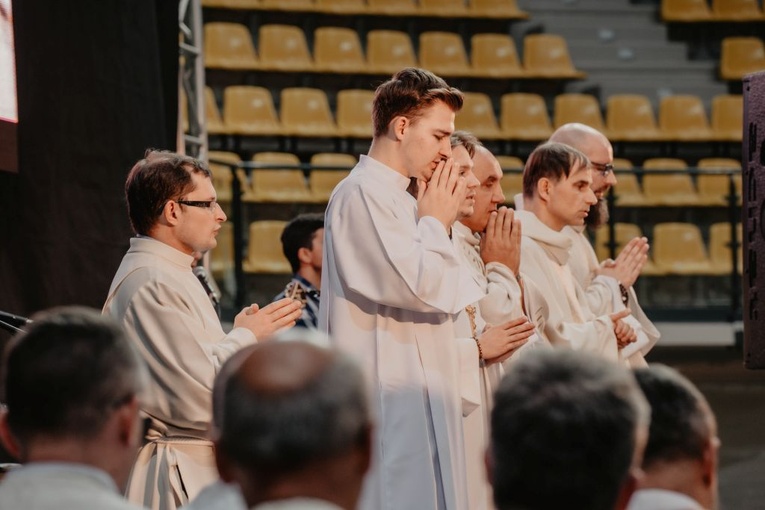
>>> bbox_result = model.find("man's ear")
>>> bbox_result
[391,116,409,141]
[0,408,22,461]
[114,396,141,448]
[536,177,551,202]
[214,441,236,483]
[297,246,312,266]
[613,466,642,510]
[161,200,182,226]
[702,436,720,487]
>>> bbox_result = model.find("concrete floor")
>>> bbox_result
[647,347,765,510]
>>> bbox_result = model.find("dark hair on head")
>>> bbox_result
[125,149,212,235]
[522,141,590,198]
[372,67,463,138]
[281,213,325,273]
[633,364,714,469]
[450,130,482,158]
[490,350,648,510]
[1,306,146,445]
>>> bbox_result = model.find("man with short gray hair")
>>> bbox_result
[213,341,372,510]
[488,349,650,510]
[0,306,148,510]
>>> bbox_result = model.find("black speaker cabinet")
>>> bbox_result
[743,71,765,369]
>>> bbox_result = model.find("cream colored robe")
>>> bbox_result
[319,156,483,510]
[103,236,257,510]
[515,211,619,360]
[563,226,660,367]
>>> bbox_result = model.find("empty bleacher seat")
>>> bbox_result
[204,87,228,135]
[258,24,313,71]
[243,220,292,274]
[661,0,712,21]
[366,0,417,14]
[658,95,713,141]
[712,0,764,21]
[309,153,355,202]
[652,222,714,275]
[720,37,765,81]
[523,34,585,79]
[470,33,524,78]
[207,151,242,203]
[223,86,282,136]
[419,0,468,16]
[553,93,605,131]
[313,27,366,73]
[711,94,743,142]
[250,152,312,202]
[280,87,338,137]
[709,222,743,275]
[612,159,647,207]
[259,0,314,11]
[641,158,700,206]
[314,0,366,14]
[697,158,742,206]
[366,30,417,75]
[500,93,553,141]
[418,32,471,77]
[455,92,502,140]
[606,94,662,141]
[204,22,259,70]
[336,89,375,138]
[468,0,528,18]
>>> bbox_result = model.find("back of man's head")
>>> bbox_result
[490,350,649,510]
[633,364,719,506]
[125,149,212,235]
[280,213,324,274]
[215,341,371,509]
[522,141,589,199]
[1,306,146,450]
[450,130,482,157]
[372,67,463,137]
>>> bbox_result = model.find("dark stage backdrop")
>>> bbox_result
[0,0,178,324]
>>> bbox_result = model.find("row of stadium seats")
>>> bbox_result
[207,149,741,208]
[204,23,584,79]
[596,222,742,277]
[196,85,742,142]
[662,0,765,21]
[719,36,765,81]
[202,0,528,18]
[210,220,743,277]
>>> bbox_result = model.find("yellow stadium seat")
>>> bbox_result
[205,87,228,135]
[419,32,471,77]
[210,221,234,280]
[641,158,700,206]
[419,0,468,16]
[367,0,417,14]
[652,223,714,275]
[314,0,366,13]
[720,37,765,81]
[207,151,242,203]
[309,153,355,202]
[711,94,743,142]
[223,86,282,136]
[243,221,292,274]
[659,95,713,141]
[523,34,586,79]
[500,93,554,141]
[606,94,662,141]
[612,159,647,207]
[258,24,313,71]
[469,0,529,18]
[697,158,742,206]
[470,33,525,78]
[366,30,417,74]
[259,0,313,10]
[336,89,375,138]
[661,0,712,21]
[455,92,502,140]
[203,0,260,8]
[496,156,525,203]
[250,152,312,203]
[280,88,338,137]
[595,223,661,275]
[712,0,763,20]
[204,22,259,70]
[553,93,605,131]
[709,222,743,275]
[313,27,366,73]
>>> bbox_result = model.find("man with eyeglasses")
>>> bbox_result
[550,124,659,367]
[103,150,302,510]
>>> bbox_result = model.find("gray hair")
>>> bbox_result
[490,349,649,510]
[217,343,369,474]
[2,306,147,443]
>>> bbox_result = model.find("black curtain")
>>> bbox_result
[0,0,178,322]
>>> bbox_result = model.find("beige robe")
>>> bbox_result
[515,211,619,360]
[563,226,660,367]
[319,155,483,510]
[103,236,257,510]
